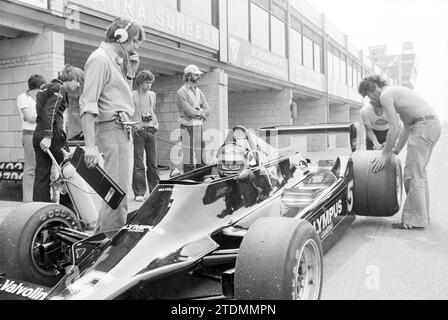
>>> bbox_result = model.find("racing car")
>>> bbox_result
[0,123,402,300]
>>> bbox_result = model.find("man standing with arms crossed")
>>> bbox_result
[80,16,145,233]
[359,75,441,230]
[176,65,211,173]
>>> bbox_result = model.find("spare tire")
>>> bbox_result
[352,151,403,217]
[0,203,82,287]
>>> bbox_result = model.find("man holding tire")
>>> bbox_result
[359,75,441,230]
[360,101,390,150]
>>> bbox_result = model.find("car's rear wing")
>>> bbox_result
[259,122,359,153]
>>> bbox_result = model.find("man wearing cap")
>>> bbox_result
[176,65,211,173]
[358,74,441,230]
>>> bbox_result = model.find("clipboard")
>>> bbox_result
[70,147,126,209]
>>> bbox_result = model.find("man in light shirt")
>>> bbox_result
[80,16,145,233]
[176,65,211,173]
[360,101,390,150]
[16,75,46,202]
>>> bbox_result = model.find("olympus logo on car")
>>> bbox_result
[313,199,343,234]
[158,187,173,192]
[0,280,48,300]
[122,224,154,233]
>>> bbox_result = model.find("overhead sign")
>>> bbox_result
[290,62,325,92]
[16,0,48,9]
[228,35,288,81]
[68,0,219,50]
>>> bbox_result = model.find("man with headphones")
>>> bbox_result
[80,16,145,233]
[176,65,211,173]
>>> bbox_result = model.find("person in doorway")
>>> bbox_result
[359,74,441,230]
[80,16,145,233]
[360,100,391,150]
[33,65,83,202]
[176,64,211,173]
[132,70,160,202]
[16,75,46,203]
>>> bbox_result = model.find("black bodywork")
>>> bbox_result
[0,125,360,300]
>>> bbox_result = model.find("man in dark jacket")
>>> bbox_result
[33,65,84,202]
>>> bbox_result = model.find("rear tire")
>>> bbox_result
[235,218,323,300]
[352,151,403,217]
[0,203,82,287]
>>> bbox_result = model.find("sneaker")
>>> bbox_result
[135,195,144,202]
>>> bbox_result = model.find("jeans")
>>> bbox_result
[181,124,205,173]
[366,129,388,150]
[22,131,35,203]
[132,128,159,197]
[32,129,66,203]
[95,121,131,233]
[402,119,441,227]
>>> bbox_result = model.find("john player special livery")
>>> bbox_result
[0,124,403,300]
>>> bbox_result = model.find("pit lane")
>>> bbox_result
[1,130,447,300]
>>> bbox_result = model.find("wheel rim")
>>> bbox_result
[292,239,322,300]
[30,218,73,277]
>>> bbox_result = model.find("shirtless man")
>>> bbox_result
[358,75,441,230]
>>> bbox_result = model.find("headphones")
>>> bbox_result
[114,19,135,43]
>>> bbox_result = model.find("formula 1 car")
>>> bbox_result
[0,124,402,300]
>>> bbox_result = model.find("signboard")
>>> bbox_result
[228,35,288,81]
[16,0,48,9]
[290,62,325,92]
[68,0,219,50]
[328,79,348,99]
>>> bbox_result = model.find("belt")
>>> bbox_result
[409,115,438,126]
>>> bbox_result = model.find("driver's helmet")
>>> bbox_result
[216,142,248,178]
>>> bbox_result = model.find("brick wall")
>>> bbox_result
[350,105,366,150]
[329,104,349,148]
[229,89,292,132]
[0,32,65,162]
[151,69,228,168]
[294,97,328,125]
[294,97,328,152]
[228,89,292,150]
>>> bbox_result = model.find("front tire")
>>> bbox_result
[0,203,82,287]
[235,218,323,300]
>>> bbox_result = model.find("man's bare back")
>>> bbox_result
[380,86,436,124]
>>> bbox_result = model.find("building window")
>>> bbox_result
[314,43,322,73]
[228,0,249,40]
[271,15,286,56]
[340,53,347,84]
[348,60,354,88]
[181,0,212,24]
[303,35,313,70]
[333,51,340,81]
[290,28,302,64]
[327,49,333,79]
[250,2,270,50]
